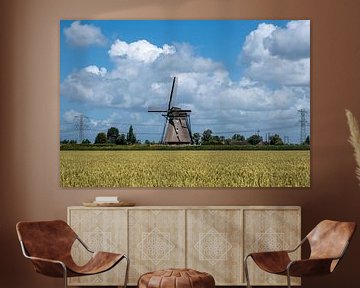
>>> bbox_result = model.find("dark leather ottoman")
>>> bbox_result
[138,268,215,288]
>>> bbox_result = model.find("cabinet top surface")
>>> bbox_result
[68,205,301,210]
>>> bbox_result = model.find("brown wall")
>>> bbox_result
[1,0,360,287]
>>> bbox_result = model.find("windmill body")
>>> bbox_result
[149,77,193,145]
[163,107,192,144]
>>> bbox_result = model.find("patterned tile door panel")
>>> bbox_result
[244,209,301,286]
[68,208,127,286]
[128,209,186,284]
[187,209,243,285]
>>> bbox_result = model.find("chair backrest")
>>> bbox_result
[16,220,77,261]
[307,220,356,261]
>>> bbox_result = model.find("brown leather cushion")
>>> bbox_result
[138,268,215,288]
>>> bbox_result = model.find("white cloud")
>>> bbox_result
[62,37,309,113]
[63,109,82,123]
[242,23,276,63]
[241,20,310,86]
[84,65,107,76]
[64,21,107,47]
[109,39,176,63]
[88,112,119,129]
[247,57,310,86]
[61,66,117,106]
[265,20,310,60]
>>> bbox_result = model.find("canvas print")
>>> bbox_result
[60,20,310,188]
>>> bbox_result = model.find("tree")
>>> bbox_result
[69,140,77,144]
[126,125,137,144]
[192,132,201,145]
[232,134,245,142]
[81,139,91,144]
[210,135,222,145]
[95,132,107,144]
[60,139,69,144]
[269,134,284,145]
[115,134,126,145]
[304,135,310,145]
[107,127,119,143]
[224,137,232,145]
[201,129,213,144]
[247,134,263,145]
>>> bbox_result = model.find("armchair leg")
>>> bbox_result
[62,264,68,288]
[286,269,292,288]
[123,255,130,288]
[244,255,252,288]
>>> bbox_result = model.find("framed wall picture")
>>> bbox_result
[60,20,310,188]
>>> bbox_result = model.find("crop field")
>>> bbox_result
[60,150,310,188]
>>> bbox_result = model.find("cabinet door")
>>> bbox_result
[243,208,301,286]
[128,209,186,284]
[187,209,243,285]
[68,208,127,286]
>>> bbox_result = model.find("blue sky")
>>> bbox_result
[60,20,310,143]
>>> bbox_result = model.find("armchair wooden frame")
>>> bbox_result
[244,220,356,288]
[16,220,129,288]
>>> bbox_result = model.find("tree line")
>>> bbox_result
[95,125,138,145]
[61,125,138,145]
[61,126,310,146]
[192,129,310,146]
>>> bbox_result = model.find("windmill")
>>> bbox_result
[148,77,193,144]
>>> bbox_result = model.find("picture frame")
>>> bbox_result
[60,20,310,188]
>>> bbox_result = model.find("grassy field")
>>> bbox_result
[60,150,310,188]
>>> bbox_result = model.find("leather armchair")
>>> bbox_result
[16,220,129,288]
[244,220,356,288]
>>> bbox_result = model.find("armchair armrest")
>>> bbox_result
[285,237,307,253]
[246,236,306,259]
[76,235,94,254]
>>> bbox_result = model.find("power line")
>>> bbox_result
[212,124,298,135]
[61,111,310,143]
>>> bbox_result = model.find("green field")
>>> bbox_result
[60,150,310,188]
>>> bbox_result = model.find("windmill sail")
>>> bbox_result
[148,77,193,144]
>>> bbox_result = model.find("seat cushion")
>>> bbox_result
[250,251,291,274]
[138,268,215,288]
[67,251,125,276]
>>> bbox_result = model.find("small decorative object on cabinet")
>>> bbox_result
[244,220,356,288]
[16,220,129,288]
[68,206,301,286]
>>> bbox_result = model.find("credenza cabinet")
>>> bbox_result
[67,206,301,286]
